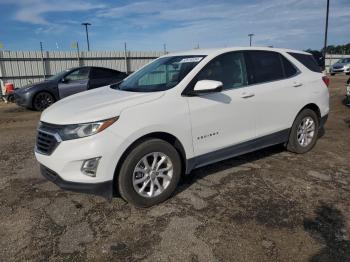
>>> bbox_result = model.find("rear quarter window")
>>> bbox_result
[288,52,321,73]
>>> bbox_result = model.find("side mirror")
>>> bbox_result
[193,80,223,94]
[61,78,69,83]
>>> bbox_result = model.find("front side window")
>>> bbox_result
[65,68,90,81]
[112,56,205,92]
[248,51,284,84]
[196,52,248,90]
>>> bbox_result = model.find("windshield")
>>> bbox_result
[46,69,71,81]
[111,56,205,92]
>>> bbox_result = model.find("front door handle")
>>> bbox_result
[240,92,255,98]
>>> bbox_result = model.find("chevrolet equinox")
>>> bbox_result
[35,47,330,207]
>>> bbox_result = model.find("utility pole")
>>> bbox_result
[248,34,254,47]
[81,22,91,51]
[163,43,167,54]
[323,0,330,69]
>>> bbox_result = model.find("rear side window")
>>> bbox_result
[247,51,284,84]
[288,52,321,73]
[91,68,121,79]
[281,55,298,77]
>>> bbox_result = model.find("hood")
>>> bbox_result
[16,80,55,93]
[41,86,164,124]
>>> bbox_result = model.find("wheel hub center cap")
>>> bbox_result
[150,171,156,180]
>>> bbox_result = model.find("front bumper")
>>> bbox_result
[14,91,33,108]
[331,67,350,74]
[35,128,128,198]
[40,165,113,198]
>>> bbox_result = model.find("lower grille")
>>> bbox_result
[36,129,60,155]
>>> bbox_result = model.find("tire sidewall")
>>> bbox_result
[118,139,182,207]
[33,92,54,111]
[289,109,319,153]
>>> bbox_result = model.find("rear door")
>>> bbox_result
[58,67,90,99]
[245,50,303,138]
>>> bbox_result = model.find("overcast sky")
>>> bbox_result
[0,0,349,51]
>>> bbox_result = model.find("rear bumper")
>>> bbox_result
[40,164,113,199]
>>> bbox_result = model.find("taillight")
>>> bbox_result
[322,76,330,87]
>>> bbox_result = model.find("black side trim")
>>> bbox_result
[319,114,328,129]
[186,128,290,174]
[40,165,113,199]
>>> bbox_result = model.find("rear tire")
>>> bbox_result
[117,139,182,207]
[287,109,319,154]
[33,92,55,111]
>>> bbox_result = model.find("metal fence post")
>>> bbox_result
[77,42,81,66]
[124,42,128,74]
[0,51,3,97]
[40,42,46,80]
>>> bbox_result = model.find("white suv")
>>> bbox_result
[35,47,330,207]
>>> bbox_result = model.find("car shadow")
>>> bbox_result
[175,144,285,195]
[304,205,350,262]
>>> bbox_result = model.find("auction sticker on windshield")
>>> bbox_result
[179,57,203,63]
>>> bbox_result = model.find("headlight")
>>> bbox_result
[58,117,118,140]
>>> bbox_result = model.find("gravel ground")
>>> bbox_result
[0,75,349,262]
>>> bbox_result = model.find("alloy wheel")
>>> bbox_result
[132,152,173,198]
[297,116,316,147]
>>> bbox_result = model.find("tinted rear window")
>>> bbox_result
[91,68,122,79]
[288,52,321,73]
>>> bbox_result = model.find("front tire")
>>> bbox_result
[287,109,319,154]
[117,139,182,207]
[33,92,55,111]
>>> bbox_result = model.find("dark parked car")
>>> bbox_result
[14,66,127,111]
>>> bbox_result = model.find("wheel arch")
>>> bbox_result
[112,131,187,195]
[297,103,321,122]
[32,90,57,109]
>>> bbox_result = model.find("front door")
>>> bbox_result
[186,51,256,159]
[58,67,90,99]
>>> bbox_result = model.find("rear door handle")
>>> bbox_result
[293,82,303,87]
[240,92,255,98]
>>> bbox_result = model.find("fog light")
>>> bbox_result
[81,157,101,177]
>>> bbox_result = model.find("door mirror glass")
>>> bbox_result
[193,80,223,93]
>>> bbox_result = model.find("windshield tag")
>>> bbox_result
[179,57,203,63]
